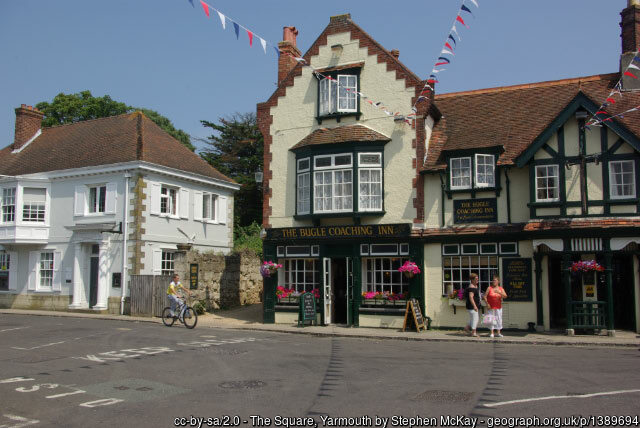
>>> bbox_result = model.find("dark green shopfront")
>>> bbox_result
[262,223,423,327]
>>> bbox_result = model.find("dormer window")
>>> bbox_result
[316,66,362,123]
[449,154,496,190]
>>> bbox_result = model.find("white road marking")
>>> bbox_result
[482,389,640,408]
[0,327,30,333]
[46,389,86,399]
[0,414,39,427]
[11,341,66,351]
[0,377,34,384]
[79,398,124,408]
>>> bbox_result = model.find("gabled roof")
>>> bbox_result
[291,125,390,150]
[0,112,235,183]
[423,73,640,171]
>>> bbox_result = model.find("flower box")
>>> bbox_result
[277,296,299,305]
[448,298,466,307]
[362,299,407,307]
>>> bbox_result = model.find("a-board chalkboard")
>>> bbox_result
[298,292,316,327]
[402,298,426,332]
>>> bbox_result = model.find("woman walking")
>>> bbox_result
[484,275,507,338]
[463,273,481,337]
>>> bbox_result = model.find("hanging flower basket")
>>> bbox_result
[260,261,282,278]
[570,260,604,273]
[398,261,420,278]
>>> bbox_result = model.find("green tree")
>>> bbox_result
[200,112,263,228]
[35,90,194,151]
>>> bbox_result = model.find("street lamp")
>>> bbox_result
[254,168,263,185]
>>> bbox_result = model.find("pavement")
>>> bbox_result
[1,305,639,347]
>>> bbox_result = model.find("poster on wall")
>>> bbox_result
[502,258,532,302]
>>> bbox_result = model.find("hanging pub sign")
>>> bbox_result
[453,198,498,224]
[502,258,532,302]
[265,223,411,241]
[189,263,199,290]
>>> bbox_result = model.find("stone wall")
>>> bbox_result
[173,249,262,310]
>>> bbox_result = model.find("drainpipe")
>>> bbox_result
[439,172,446,227]
[121,173,131,315]
[505,167,512,224]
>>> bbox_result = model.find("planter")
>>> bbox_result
[362,299,407,307]
[403,271,415,279]
[448,299,466,307]
[277,296,299,305]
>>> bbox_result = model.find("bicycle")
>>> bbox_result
[162,295,198,329]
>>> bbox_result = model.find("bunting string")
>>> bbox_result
[405,0,479,122]
[586,51,640,128]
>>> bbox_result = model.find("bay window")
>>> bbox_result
[297,158,310,215]
[358,153,382,211]
[314,154,353,213]
[609,160,635,199]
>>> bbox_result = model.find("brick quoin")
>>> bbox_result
[13,104,43,151]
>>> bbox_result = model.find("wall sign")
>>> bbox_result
[189,263,199,290]
[266,223,411,241]
[453,198,498,224]
[502,258,532,302]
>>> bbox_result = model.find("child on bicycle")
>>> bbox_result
[167,274,191,318]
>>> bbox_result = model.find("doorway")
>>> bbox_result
[331,259,348,324]
[611,254,635,331]
[89,244,99,308]
[548,256,566,329]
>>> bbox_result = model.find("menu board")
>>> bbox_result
[502,258,532,301]
[402,298,426,332]
[189,263,199,290]
[298,292,316,327]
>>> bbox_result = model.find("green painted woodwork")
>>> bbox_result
[534,252,543,326]
[603,244,614,331]
[352,255,362,327]
[315,67,362,125]
[562,246,572,331]
[263,244,277,324]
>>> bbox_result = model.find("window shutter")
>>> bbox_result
[105,182,117,214]
[193,191,203,221]
[152,249,162,275]
[179,188,189,219]
[150,182,161,215]
[74,186,86,216]
[53,251,62,292]
[8,251,17,291]
[28,251,38,291]
[218,196,227,224]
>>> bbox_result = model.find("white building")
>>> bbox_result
[0,106,239,313]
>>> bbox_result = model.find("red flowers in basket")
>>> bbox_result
[570,260,604,273]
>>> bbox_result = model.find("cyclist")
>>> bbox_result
[167,274,191,318]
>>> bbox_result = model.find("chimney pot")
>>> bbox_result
[13,104,44,151]
[390,49,400,59]
[283,26,298,47]
[277,27,302,85]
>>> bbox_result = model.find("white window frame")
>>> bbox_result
[38,251,54,291]
[475,154,495,188]
[450,157,472,190]
[535,165,560,202]
[161,251,175,276]
[609,160,636,199]
[314,153,352,170]
[297,158,310,173]
[202,193,217,222]
[442,255,498,296]
[358,153,382,167]
[297,173,310,215]
[319,74,358,116]
[160,185,178,217]
[22,187,47,223]
[87,185,107,214]
[1,187,16,224]
[362,257,409,295]
[358,168,382,212]
[282,259,320,294]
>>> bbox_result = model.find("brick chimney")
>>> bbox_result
[13,104,44,151]
[277,26,301,85]
[620,0,640,90]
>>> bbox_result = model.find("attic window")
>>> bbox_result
[316,67,361,123]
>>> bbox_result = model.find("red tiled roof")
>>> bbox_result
[423,73,640,171]
[291,124,390,150]
[0,112,235,183]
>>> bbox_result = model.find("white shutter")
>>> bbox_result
[152,249,162,275]
[74,186,86,216]
[179,188,189,219]
[8,251,17,291]
[218,196,227,224]
[150,182,161,215]
[53,251,62,292]
[193,191,203,221]
[28,251,38,291]
[105,182,117,214]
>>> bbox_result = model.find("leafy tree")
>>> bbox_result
[200,112,263,228]
[35,90,194,151]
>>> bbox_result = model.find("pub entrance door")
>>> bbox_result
[322,255,354,326]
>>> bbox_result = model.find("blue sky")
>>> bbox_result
[0,0,629,153]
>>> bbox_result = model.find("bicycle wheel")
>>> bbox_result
[162,307,176,327]
[182,306,198,329]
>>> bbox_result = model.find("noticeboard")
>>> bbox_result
[402,298,426,332]
[298,293,316,327]
[502,258,532,302]
[189,263,198,290]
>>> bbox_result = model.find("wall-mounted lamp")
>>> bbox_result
[575,110,589,120]
[254,168,263,184]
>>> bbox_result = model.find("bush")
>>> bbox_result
[193,300,206,315]
[234,222,262,257]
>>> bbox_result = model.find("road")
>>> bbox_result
[0,314,639,428]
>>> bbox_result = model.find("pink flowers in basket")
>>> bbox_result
[260,261,282,278]
[570,260,604,273]
[362,291,407,301]
[276,286,320,300]
[398,261,421,275]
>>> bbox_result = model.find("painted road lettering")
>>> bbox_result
[0,414,39,428]
[0,377,34,384]
[73,346,174,363]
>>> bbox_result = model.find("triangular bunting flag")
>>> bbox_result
[217,11,226,29]
[624,71,638,79]
[233,22,240,39]
[441,48,454,56]
[437,57,451,63]
[456,15,469,28]
[448,34,457,46]
[469,0,479,7]
[634,56,640,63]
[606,97,616,104]
[260,37,267,53]
[445,42,454,51]
[188,0,194,7]
[200,0,209,17]
[247,30,253,47]
[461,5,473,15]
[628,63,640,71]
[273,46,281,58]
[451,25,461,40]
